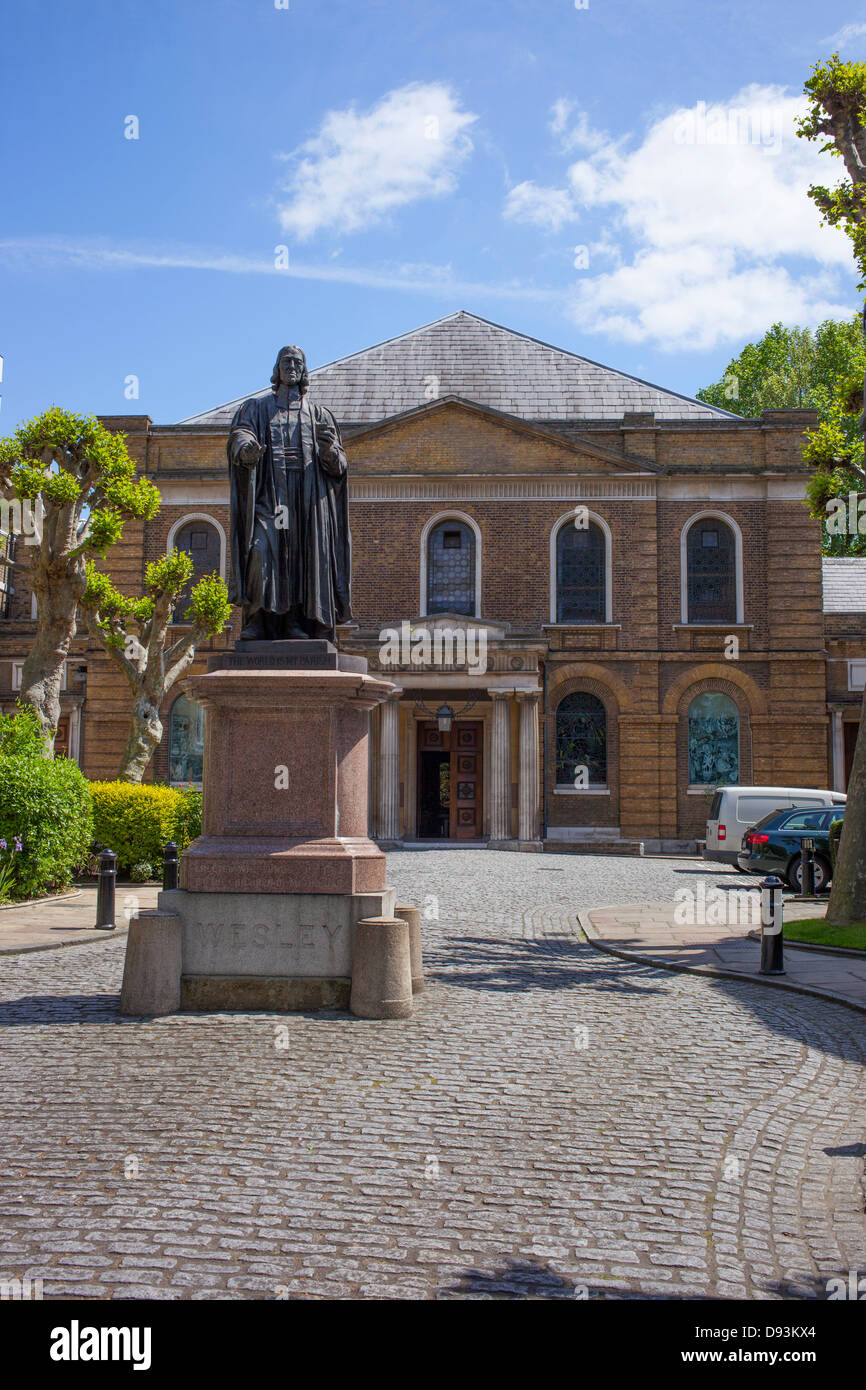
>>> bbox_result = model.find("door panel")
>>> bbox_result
[451,722,482,840]
[417,720,483,840]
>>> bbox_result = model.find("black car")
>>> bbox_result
[739,806,845,891]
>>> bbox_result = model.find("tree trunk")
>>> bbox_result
[19,569,81,752]
[118,694,163,784]
[826,681,866,921]
[827,300,866,922]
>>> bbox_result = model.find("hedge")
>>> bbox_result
[89,782,202,876]
[0,752,94,901]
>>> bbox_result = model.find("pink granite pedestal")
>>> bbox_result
[121,663,398,1014]
[181,667,393,894]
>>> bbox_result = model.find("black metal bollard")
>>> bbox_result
[800,836,815,897]
[163,842,179,892]
[94,849,117,931]
[759,874,785,975]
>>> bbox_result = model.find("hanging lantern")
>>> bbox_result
[436,703,454,733]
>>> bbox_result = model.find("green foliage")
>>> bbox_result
[90,781,201,874]
[85,551,230,645]
[146,549,194,596]
[0,407,160,558]
[42,471,81,507]
[83,564,154,649]
[697,316,864,417]
[0,703,50,756]
[0,753,93,900]
[697,316,866,553]
[130,862,155,883]
[797,53,866,286]
[185,571,232,632]
[174,787,202,845]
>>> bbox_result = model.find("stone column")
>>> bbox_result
[487,689,512,844]
[377,689,402,844]
[831,708,846,792]
[517,691,541,849]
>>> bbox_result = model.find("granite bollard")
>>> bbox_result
[393,903,424,993]
[349,917,413,1019]
[120,910,182,1016]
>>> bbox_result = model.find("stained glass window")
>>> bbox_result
[557,522,605,622]
[688,692,739,785]
[427,520,475,616]
[169,694,204,788]
[556,692,607,784]
[686,519,735,623]
[172,521,221,622]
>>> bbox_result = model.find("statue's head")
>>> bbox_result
[271,345,310,394]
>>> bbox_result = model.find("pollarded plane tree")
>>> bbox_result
[0,408,160,750]
[82,552,231,784]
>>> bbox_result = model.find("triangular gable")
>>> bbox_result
[346,395,660,477]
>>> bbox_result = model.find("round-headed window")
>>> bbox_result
[688,692,739,785]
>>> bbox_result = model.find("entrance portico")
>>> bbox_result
[348,615,543,849]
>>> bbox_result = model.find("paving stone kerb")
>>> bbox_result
[582,899,866,1015]
[1,851,865,1301]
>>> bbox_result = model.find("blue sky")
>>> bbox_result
[1,0,864,426]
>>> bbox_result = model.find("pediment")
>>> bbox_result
[346,396,660,477]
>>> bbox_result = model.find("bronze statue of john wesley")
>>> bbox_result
[227,345,352,643]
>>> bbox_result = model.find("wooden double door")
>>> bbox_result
[417,721,483,841]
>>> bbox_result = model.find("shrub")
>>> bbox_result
[0,702,49,757]
[130,861,155,883]
[89,782,202,875]
[0,751,93,900]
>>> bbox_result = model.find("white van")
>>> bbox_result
[704,786,847,869]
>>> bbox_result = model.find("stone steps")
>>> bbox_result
[543,839,644,856]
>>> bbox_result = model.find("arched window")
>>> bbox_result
[556,692,607,785]
[556,521,606,623]
[169,694,205,788]
[685,518,736,623]
[426,519,476,616]
[688,692,739,785]
[171,519,222,621]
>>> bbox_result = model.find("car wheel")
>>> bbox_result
[787,854,831,893]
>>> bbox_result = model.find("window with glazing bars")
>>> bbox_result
[555,692,607,784]
[0,533,15,618]
[686,521,735,623]
[556,522,605,622]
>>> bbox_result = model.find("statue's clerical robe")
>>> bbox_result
[226,389,352,631]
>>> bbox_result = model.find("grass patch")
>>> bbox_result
[784,918,866,951]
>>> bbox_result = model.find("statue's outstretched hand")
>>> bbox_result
[235,434,264,466]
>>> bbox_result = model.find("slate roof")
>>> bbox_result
[179,311,734,427]
[823,557,866,613]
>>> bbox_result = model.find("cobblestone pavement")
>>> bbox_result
[1,851,865,1301]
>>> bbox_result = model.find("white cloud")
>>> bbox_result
[276,82,477,239]
[550,99,574,137]
[0,236,564,307]
[504,181,579,231]
[571,247,848,351]
[821,21,866,48]
[513,86,856,349]
[549,100,611,153]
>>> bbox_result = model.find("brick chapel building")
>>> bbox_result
[2,311,864,850]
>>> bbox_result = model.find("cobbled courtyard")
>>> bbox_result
[2,851,865,1300]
